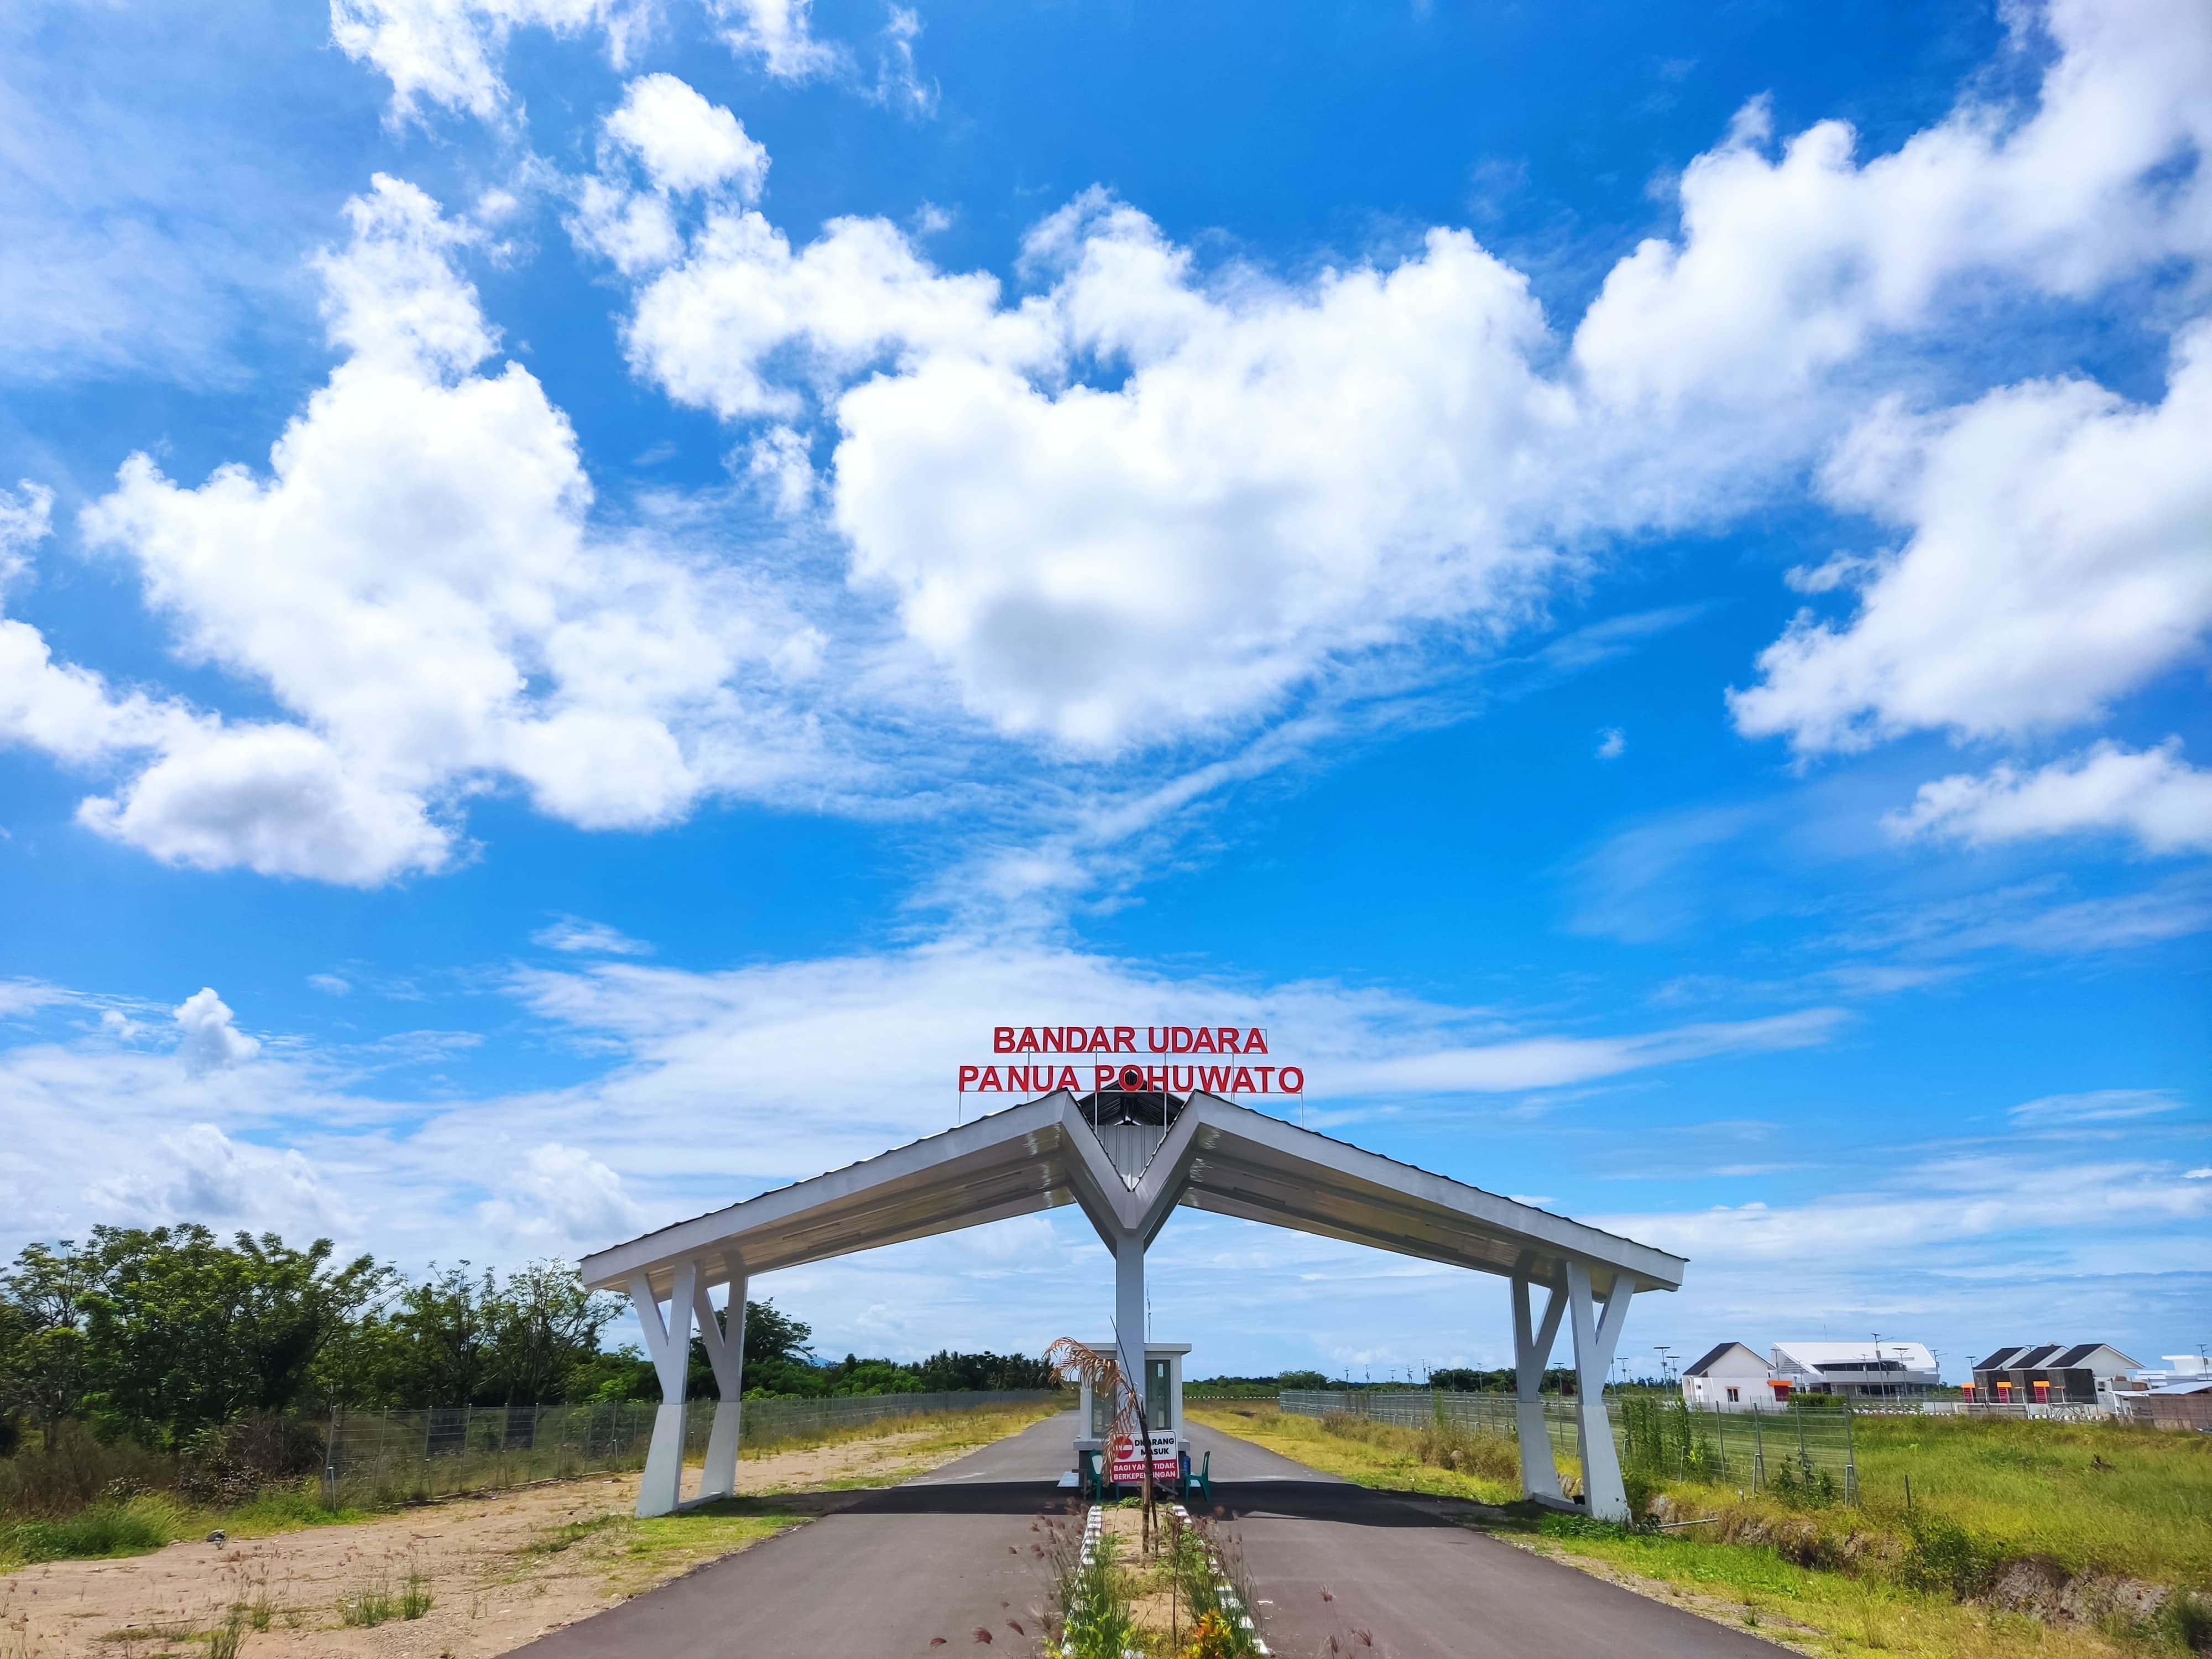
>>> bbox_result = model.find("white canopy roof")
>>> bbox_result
[580,1089,1686,1302]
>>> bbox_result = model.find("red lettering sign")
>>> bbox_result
[962,1026,1298,1100]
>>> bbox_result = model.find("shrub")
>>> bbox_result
[1900,1513,2001,1600]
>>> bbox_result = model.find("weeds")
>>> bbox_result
[400,1563,434,1619]
[1,1497,181,1562]
[204,1606,244,1659]
[336,1568,396,1627]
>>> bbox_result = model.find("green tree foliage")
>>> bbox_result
[0,1231,1056,1447]
[77,1227,387,1443]
[0,1241,99,1450]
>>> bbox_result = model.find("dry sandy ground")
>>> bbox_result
[1,1424,1019,1659]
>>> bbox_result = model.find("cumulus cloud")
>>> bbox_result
[88,1123,349,1232]
[1731,328,2212,753]
[1571,0,2212,415]
[173,987,261,1075]
[582,1,2211,762]
[603,72,770,200]
[612,180,1568,748]
[479,1141,646,1241]
[62,174,827,885]
[1887,740,2212,855]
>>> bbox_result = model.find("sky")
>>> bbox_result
[1,0,2208,1385]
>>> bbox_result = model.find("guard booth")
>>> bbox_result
[1072,1340,1188,1494]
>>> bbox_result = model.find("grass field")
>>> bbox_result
[0,1397,1066,1569]
[1188,1403,2212,1658]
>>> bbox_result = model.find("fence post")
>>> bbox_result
[1714,1405,1727,1485]
[324,1408,340,1509]
[1751,1406,1765,1491]
[1844,1400,1858,1506]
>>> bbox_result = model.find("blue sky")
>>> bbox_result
[2,0,2207,1383]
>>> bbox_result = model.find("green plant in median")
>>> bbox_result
[1058,1527,1136,1659]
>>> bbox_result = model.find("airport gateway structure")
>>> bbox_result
[578,1083,1687,1523]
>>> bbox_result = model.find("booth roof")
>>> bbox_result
[580,1089,1687,1302]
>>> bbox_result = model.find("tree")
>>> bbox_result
[385,1265,503,1407]
[0,1240,100,1450]
[77,1225,385,1442]
[486,1261,620,1405]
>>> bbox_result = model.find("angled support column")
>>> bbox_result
[1511,1272,1568,1501]
[693,1269,747,1500]
[630,1260,697,1518]
[1566,1261,1635,1523]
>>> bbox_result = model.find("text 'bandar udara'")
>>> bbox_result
[963,1026,1301,1096]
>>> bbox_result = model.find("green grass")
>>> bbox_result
[1194,1404,2212,1659]
[0,1496,184,1563]
[517,1497,808,1598]
[1186,1403,1535,1505]
[1845,1415,2212,1588]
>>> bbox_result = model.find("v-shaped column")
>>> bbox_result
[1567,1261,1635,1522]
[1511,1271,1567,1501]
[694,1270,747,1500]
[630,1261,697,1518]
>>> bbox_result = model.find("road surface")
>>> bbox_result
[513,1409,1786,1658]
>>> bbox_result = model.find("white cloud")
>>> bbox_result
[1637,1155,2212,1267]
[478,1141,646,1242]
[532,915,654,954]
[1595,727,1626,760]
[602,73,770,199]
[706,0,840,81]
[1731,328,2212,753]
[78,722,457,884]
[1886,740,2212,856]
[872,6,935,118]
[0,482,54,591]
[0,979,68,1019]
[60,174,827,885]
[328,0,649,123]
[87,1123,350,1233]
[1571,0,2212,415]
[173,987,261,1076]
[2010,1088,2182,1126]
[1328,1008,1849,1095]
[588,3,2211,762]
[308,973,353,995]
[612,180,1567,749]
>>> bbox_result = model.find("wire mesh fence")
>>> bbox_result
[322,1389,1064,1508]
[1277,1388,1860,1500]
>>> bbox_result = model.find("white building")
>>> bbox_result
[1770,1339,1939,1400]
[1679,1342,1777,1411]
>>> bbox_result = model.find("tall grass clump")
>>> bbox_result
[1041,1512,1134,1659]
[0,1495,182,1562]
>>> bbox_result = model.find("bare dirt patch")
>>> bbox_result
[1,1422,1025,1659]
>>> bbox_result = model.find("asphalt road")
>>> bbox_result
[513,1410,1786,1658]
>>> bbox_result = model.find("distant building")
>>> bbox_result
[1970,1343,2140,1407]
[1679,1342,1777,1411]
[1770,1339,1939,1400]
[2117,1355,2212,1429]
